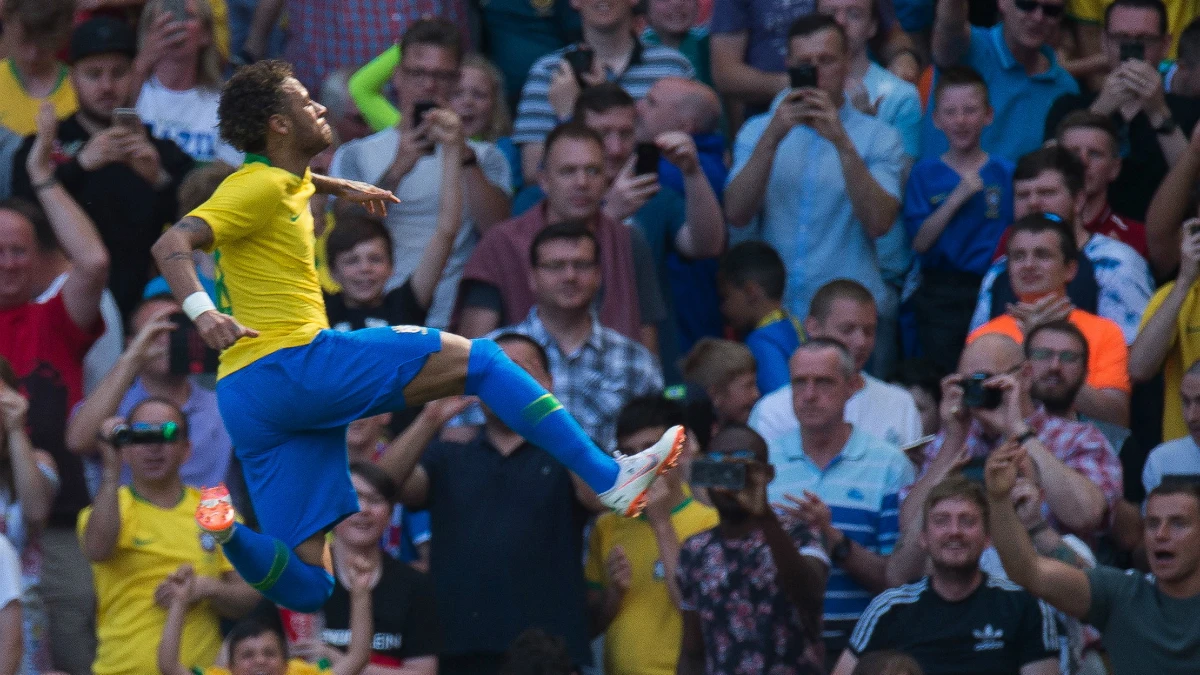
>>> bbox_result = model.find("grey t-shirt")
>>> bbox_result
[330,129,512,328]
[1085,566,1200,674]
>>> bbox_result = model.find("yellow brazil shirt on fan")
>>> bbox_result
[77,487,235,675]
[584,493,718,675]
[0,59,78,135]
[193,659,330,675]
[1139,280,1200,442]
[188,154,329,379]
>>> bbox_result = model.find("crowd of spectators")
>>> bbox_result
[3,0,1200,673]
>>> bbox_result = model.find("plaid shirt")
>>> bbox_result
[497,309,663,451]
[914,410,1123,539]
[283,0,468,92]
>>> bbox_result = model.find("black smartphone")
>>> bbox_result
[789,64,818,89]
[1120,41,1145,61]
[169,312,219,376]
[961,373,1003,410]
[564,46,595,81]
[690,459,747,490]
[634,142,660,176]
[412,101,437,128]
[961,457,987,484]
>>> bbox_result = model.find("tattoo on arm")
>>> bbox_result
[173,216,214,250]
[163,251,191,262]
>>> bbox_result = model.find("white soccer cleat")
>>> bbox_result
[598,425,686,517]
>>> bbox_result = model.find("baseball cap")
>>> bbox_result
[69,17,137,64]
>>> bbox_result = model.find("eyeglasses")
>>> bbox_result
[1013,0,1065,17]
[706,450,757,462]
[535,259,598,273]
[400,66,460,84]
[1029,348,1084,364]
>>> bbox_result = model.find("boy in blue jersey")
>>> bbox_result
[150,60,684,615]
[718,242,804,395]
[903,66,1014,374]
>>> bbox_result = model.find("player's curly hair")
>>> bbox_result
[217,59,294,153]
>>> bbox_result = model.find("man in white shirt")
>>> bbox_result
[750,279,922,448]
[1144,361,1200,495]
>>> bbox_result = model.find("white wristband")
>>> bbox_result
[182,292,217,321]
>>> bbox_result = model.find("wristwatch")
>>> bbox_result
[831,531,851,564]
[1155,115,1179,135]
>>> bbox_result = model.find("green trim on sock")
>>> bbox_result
[249,540,290,591]
[522,393,563,426]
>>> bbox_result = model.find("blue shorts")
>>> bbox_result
[216,326,443,548]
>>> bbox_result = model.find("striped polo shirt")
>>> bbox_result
[765,426,915,642]
[512,39,694,146]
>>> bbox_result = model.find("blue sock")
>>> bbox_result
[464,338,619,492]
[221,524,334,613]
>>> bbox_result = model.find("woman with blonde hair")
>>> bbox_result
[134,0,241,164]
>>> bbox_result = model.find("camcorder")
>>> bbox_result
[110,421,181,447]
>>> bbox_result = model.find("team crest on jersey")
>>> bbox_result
[985,186,1001,219]
[200,532,217,553]
[653,559,665,580]
[392,325,428,335]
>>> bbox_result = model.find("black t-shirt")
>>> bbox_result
[322,554,440,666]
[325,281,426,332]
[1043,92,1200,221]
[848,574,1060,675]
[12,114,194,321]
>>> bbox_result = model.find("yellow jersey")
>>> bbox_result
[77,486,235,675]
[188,155,329,379]
[1139,280,1200,442]
[0,59,78,135]
[584,495,719,675]
[195,658,329,675]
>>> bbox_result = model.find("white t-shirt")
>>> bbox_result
[136,77,242,165]
[0,534,19,610]
[1142,436,1200,495]
[749,373,922,447]
[330,129,513,327]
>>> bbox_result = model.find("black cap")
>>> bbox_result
[69,17,137,65]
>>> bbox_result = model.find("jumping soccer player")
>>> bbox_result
[150,60,683,613]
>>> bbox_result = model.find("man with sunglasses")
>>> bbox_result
[923,0,1077,161]
[889,333,1120,583]
[1043,0,1198,223]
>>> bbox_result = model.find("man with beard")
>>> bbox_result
[986,446,1200,674]
[830,476,1060,675]
[676,424,829,675]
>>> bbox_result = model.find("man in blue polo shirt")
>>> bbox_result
[766,338,915,662]
[922,0,1078,161]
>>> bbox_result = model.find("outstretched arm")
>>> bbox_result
[985,444,1092,620]
[348,45,403,132]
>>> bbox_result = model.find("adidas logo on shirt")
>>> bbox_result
[973,624,1005,651]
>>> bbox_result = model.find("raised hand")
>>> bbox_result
[0,380,28,432]
[192,309,259,351]
[27,103,59,184]
[606,546,632,596]
[985,441,1025,501]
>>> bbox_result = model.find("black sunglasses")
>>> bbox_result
[1013,0,1065,16]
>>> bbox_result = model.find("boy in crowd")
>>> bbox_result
[586,396,718,675]
[0,0,77,135]
[903,66,1014,375]
[680,339,761,426]
[718,241,804,396]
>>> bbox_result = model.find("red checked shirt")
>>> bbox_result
[913,410,1123,542]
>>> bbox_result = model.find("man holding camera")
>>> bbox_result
[725,14,905,325]
[763,339,915,661]
[64,294,233,490]
[676,424,829,675]
[79,398,257,675]
[890,333,1121,585]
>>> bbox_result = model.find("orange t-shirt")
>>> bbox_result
[967,309,1131,394]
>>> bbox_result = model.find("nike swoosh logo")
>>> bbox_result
[615,460,656,490]
[1186,325,1200,334]
[290,214,301,222]
[133,538,154,546]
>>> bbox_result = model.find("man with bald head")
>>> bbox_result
[891,333,1122,583]
[765,338,914,660]
[636,77,727,197]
